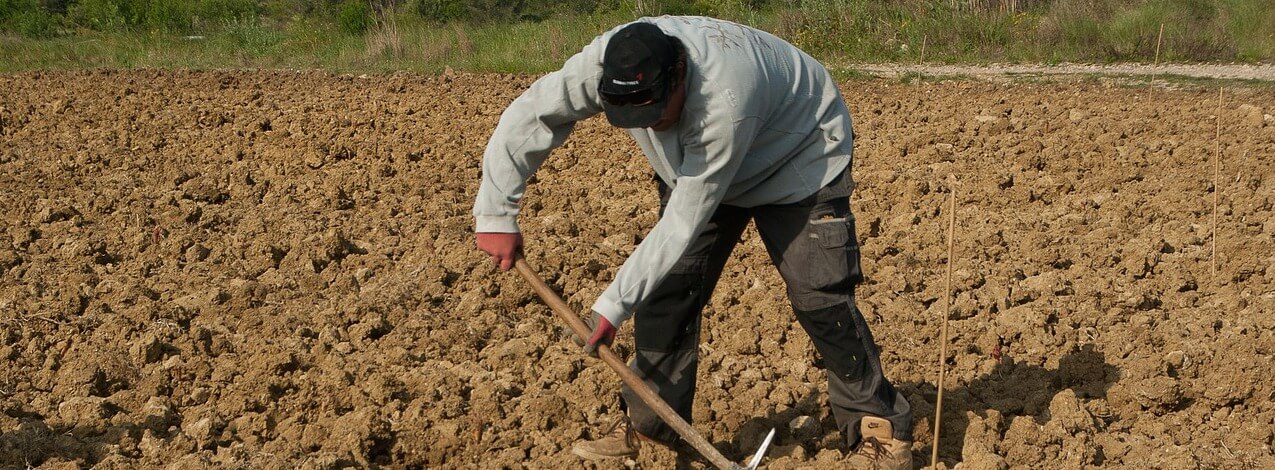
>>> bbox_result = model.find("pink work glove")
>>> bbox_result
[583,311,616,358]
[475,232,523,271]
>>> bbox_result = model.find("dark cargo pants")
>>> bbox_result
[620,170,913,446]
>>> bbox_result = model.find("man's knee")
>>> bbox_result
[794,303,869,382]
[635,268,705,352]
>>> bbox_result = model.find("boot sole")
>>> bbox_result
[571,445,638,461]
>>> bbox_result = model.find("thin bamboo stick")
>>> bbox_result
[1212,88,1222,280]
[1155,23,1165,66]
[931,187,957,467]
[920,35,927,64]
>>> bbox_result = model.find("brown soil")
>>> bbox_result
[0,70,1272,469]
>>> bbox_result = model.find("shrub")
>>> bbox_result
[338,0,370,34]
[409,0,464,22]
[67,0,126,31]
[65,0,258,33]
[196,0,259,26]
[219,15,281,54]
[0,0,56,37]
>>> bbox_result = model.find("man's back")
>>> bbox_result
[623,16,855,208]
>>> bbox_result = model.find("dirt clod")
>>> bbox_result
[0,70,1271,468]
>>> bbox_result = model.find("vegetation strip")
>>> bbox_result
[2,1,1273,73]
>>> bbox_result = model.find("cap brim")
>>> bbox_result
[603,101,667,129]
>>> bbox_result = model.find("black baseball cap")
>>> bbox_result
[599,22,678,128]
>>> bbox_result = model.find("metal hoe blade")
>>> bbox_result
[742,427,776,470]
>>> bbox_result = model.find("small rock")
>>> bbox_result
[1133,376,1184,413]
[138,430,165,458]
[227,414,265,439]
[788,415,821,441]
[184,416,212,439]
[54,363,107,397]
[141,397,174,431]
[58,396,111,428]
[130,333,166,364]
[1047,389,1094,433]
[181,176,228,203]
[974,115,1010,134]
[227,278,262,305]
[188,387,211,406]
[962,411,1000,457]
[161,355,184,370]
[182,415,225,449]
[350,313,390,343]
[185,243,210,262]
[7,226,36,248]
[0,249,20,272]
[303,147,326,169]
[37,203,79,224]
[1068,108,1088,121]
[1237,104,1264,128]
[1212,407,1231,421]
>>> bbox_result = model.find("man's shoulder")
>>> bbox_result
[651,16,757,43]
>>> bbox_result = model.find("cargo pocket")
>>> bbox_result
[806,211,862,296]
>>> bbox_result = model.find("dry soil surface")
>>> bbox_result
[0,70,1272,469]
[843,62,1275,82]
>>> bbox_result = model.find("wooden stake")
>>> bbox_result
[1212,88,1221,280]
[1235,151,1247,184]
[1154,23,1165,66]
[920,35,927,64]
[931,187,957,468]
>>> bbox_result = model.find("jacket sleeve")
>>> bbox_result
[591,102,764,327]
[472,36,608,233]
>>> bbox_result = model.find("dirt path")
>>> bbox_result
[842,62,1275,82]
[0,70,1272,469]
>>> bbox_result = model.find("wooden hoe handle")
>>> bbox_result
[513,258,740,470]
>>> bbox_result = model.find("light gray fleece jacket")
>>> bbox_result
[473,16,855,328]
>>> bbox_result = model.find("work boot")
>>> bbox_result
[571,416,640,461]
[846,416,913,470]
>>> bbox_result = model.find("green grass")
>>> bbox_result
[0,1,1272,73]
[0,11,632,73]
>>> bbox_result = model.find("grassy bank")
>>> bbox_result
[1,0,1273,73]
[0,14,625,73]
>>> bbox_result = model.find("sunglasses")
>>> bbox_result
[600,73,673,107]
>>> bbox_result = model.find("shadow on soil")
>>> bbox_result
[4,347,1116,468]
[907,344,1119,467]
[721,344,1119,468]
[0,417,142,468]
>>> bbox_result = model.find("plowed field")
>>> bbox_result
[1,70,1272,469]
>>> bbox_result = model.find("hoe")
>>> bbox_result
[515,258,776,470]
